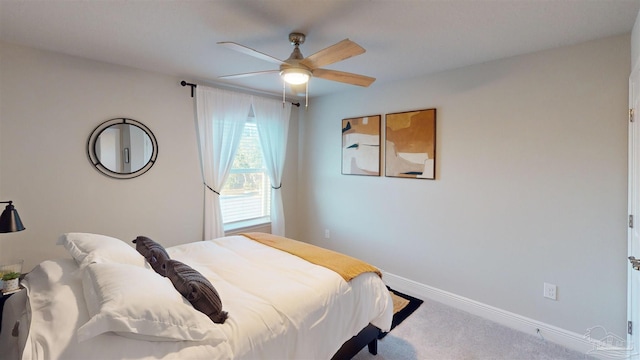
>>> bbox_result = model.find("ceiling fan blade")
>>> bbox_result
[312,68,375,87]
[217,42,286,65]
[300,39,365,69]
[218,70,280,79]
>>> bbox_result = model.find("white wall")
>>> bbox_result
[632,10,640,71]
[299,34,630,336]
[0,41,299,271]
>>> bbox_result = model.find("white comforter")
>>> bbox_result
[14,235,393,360]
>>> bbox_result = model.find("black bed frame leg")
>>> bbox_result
[330,324,381,360]
[368,338,378,355]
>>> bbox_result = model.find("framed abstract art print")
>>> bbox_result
[342,115,381,176]
[385,109,436,179]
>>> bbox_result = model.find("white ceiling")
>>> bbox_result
[1,0,640,98]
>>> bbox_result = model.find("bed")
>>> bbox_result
[0,232,393,359]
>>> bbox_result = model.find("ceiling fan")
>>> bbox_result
[217,32,375,99]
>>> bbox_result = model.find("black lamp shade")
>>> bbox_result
[0,203,25,233]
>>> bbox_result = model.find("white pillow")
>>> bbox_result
[57,232,147,269]
[78,263,226,343]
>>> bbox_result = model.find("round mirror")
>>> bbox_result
[87,118,158,179]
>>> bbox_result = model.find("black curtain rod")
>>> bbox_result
[181,81,197,97]
[180,80,300,108]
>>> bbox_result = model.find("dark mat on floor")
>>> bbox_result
[379,287,423,339]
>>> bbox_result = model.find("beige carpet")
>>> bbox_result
[353,296,596,360]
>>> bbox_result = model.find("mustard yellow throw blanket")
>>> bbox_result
[241,232,382,282]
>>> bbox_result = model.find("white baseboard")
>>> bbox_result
[381,270,617,358]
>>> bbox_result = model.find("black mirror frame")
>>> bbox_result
[87,118,158,179]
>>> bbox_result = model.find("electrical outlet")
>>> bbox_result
[324,229,330,239]
[544,283,557,300]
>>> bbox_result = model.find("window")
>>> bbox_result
[220,120,270,229]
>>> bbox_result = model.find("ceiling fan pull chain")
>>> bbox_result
[305,82,309,109]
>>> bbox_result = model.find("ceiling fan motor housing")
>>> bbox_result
[282,33,310,76]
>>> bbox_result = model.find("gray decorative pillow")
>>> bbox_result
[132,236,170,276]
[162,259,228,324]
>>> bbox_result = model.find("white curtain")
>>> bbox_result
[253,97,292,236]
[195,86,253,239]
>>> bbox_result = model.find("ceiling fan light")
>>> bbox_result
[280,68,311,85]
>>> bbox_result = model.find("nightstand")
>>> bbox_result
[0,273,25,333]
[0,291,16,333]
